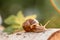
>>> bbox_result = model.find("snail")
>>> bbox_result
[23,19,50,32]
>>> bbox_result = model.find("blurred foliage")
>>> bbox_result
[0,0,60,28]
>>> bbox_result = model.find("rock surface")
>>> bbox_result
[0,29,60,40]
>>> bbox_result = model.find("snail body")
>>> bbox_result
[23,19,46,32]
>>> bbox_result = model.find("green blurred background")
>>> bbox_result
[0,0,60,28]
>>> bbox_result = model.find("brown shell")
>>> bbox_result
[23,19,38,32]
